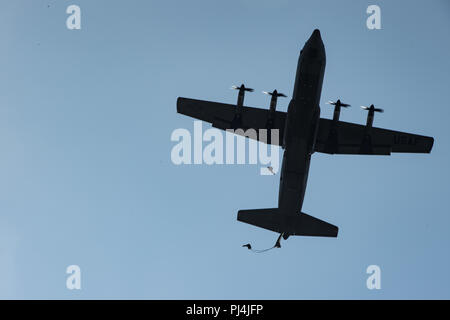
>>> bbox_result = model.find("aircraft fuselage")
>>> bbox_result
[278,30,326,232]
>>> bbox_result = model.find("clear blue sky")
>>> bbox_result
[0,0,449,299]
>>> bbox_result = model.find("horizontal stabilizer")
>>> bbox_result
[292,212,338,237]
[237,208,282,233]
[237,208,338,238]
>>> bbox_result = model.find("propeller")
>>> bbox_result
[326,99,351,107]
[231,84,254,92]
[327,99,350,122]
[263,90,287,98]
[232,84,253,109]
[361,104,384,113]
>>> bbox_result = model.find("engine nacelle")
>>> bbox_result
[361,104,384,130]
[231,84,254,108]
[326,99,350,122]
[264,90,287,129]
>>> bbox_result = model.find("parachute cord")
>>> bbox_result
[242,233,283,253]
[250,245,277,253]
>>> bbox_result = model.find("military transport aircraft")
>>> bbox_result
[176,29,434,242]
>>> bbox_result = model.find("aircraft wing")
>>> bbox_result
[177,97,286,146]
[314,118,434,155]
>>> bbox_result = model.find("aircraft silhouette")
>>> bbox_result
[177,29,434,241]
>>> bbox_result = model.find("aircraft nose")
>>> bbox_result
[302,28,325,59]
[298,28,326,64]
[309,29,322,43]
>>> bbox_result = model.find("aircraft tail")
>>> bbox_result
[237,208,338,238]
